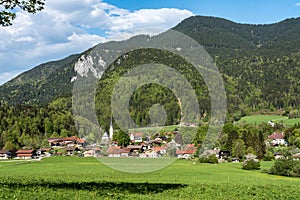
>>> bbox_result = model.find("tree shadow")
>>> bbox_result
[2,181,188,194]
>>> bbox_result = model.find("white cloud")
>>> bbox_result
[0,0,194,84]
[297,3,300,6]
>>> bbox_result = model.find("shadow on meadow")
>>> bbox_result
[1,181,188,194]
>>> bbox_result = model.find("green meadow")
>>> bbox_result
[237,115,300,127]
[0,157,299,199]
[128,125,178,133]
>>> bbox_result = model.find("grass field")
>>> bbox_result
[98,157,177,173]
[237,115,300,127]
[0,157,299,199]
[129,125,178,133]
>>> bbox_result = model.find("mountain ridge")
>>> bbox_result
[1,15,300,113]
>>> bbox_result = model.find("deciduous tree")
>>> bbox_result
[0,0,45,26]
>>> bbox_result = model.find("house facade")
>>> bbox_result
[0,150,11,159]
[268,132,288,146]
[16,149,36,159]
[176,144,196,159]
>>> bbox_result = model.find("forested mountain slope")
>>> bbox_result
[0,16,300,121]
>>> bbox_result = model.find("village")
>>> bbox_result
[0,120,298,162]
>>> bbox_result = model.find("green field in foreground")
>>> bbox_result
[237,115,300,127]
[0,157,299,199]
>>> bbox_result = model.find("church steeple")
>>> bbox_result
[109,116,113,140]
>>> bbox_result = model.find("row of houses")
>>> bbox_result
[0,149,41,160]
[107,143,196,158]
[0,130,292,160]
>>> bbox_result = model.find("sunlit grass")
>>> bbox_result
[0,157,299,199]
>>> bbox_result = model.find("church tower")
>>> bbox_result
[109,117,113,140]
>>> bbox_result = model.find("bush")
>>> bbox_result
[263,151,274,161]
[242,154,260,170]
[242,159,260,170]
[199,155,218,164]
[268,157,300,177]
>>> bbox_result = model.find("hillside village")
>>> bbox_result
[1,121,299,162]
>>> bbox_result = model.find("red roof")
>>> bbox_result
[176,150,185,155]
[184,149,196,154]
[48,136,86,144]
[108,146,122,154]
[16,150,34,154]
[0,150,9,154]
[268,132,284,140]
[176,144,196,155]
[121,148,131,153]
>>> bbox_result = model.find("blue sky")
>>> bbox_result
[0,0,300,85]
[104,0,300,24]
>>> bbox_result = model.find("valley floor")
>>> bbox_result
[0,157,299,199]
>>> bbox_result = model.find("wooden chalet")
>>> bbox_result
[48,136,87,147]
[16,149,36,159]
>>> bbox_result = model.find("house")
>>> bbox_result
[48,136,87,148]
[268,120,275,127]
[83,150,95,157]
[108,146,122,157]
[120,148,130,157]
[0,150,11,159]
[176,144,196,159]
[16,149,36,159]
[218,150,231,159]
[144,149,157,158]
[83,148,101,157]
[107,146,131,157]
[65,147,81,156]
[274,152,283,159]
[36,148,52,157]
[268,132,287,146]
[129,132,143,143]
[153,145,168,155]
[293,153,300,160]
[232,157,240,163]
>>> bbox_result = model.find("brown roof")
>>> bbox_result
[48,136,86,144]
[176,144,196,155]
[121,148,131,153]
[184,149,196,154]
[16,150,34,154]
[108,146,122,154]
[0,150,9,154]
[176,150,185,155]
[268,132,284,140]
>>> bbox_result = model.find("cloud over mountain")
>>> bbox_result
[0,0,193,85]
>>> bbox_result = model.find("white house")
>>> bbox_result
[268,132,288,146]
[129,132,143,143]
[0,150,11,159]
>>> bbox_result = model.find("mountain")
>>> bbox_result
[173,16,300,58]
[0,54,79,105]
[1,15,300,121]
